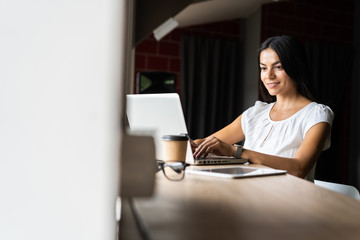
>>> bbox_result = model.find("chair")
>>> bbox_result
[314,180,360,200]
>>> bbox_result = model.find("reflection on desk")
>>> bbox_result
[119,164,360,240]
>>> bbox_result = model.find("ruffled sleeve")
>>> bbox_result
[304,104,334,150]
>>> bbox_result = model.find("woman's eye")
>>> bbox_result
[275,65,283,70]
[260,67,267,71]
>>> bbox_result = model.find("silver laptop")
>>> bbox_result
[126,93,247,165]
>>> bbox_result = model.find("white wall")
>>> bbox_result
[0,1,124,239]
[242,8,261,109]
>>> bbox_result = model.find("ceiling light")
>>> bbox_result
[153,17,179,41]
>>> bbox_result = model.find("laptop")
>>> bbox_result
[126,93,247,165]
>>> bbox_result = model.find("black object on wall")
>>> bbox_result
[137,72,176,94]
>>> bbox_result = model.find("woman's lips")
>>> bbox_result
[266,82,280,89]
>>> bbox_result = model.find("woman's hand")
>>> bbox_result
[193,136,235,159]
[189,138,201,153]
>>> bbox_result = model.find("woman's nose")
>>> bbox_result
[265,68,275,78]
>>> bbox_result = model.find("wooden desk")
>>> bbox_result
[119,164,360,240]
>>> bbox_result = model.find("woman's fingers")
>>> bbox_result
[193,136,233,158]
[194,136,219,158]
[189,139,198,152]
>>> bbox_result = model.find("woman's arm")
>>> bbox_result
[194,118,330,178]
[193,112,330,178]
[241,122,331,178]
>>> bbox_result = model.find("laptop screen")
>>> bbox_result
[126,93,188,160]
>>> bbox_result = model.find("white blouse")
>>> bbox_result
[241,101,334,181]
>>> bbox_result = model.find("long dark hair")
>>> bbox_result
[258,35,315,103]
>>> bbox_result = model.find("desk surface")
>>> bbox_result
[119,164,360,240]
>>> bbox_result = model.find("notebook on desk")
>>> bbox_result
[126,93,247,165]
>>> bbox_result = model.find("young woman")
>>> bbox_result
[192,35,334,181]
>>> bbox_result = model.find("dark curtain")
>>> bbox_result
[350,0,360,189]
[305,42,353,184]
[180,35,242,139]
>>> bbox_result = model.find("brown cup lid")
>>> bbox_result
[162,135,188,141]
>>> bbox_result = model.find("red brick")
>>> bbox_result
[295,34,311,43]
[265,14,285,29]
[159,32,174,41]
[263,2,279,14]
[322,23,338,38]
[202,21,222,33]
[136,39,158,54]
[180,21,242,40]
[262,29,284,41]
[332,12,354,27]
[323,0,338,10]
[187,31,208,39]
[296,4,314,19]
[147,34,157,41]
[147,56,169,71]
[159,42,179,56]
[187,24,204,33]
[169,29,184,41]
[135,54,146,69]
[277,2,296,16]
[221,20,241,36]
[170,58,181,72]
[311,0,325,7]
[313,8,331,22]
[305,21,322,36]
[335,0,354,12]
[323,0,353,12]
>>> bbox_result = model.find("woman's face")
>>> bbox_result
[259,48,297,97]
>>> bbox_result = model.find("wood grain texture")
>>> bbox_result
[121,164,360,240]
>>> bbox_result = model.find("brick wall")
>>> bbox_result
[135,0,354,93]
[134,19,242,93]
[261,0,354,45]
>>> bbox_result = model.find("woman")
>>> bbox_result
[192,35,334,181]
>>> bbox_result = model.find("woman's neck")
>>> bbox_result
[274,93,310,111]
[270,94,311,121]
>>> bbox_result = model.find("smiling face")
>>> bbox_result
[259,48,297,97]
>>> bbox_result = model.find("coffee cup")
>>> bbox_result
[162,135,188,163]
